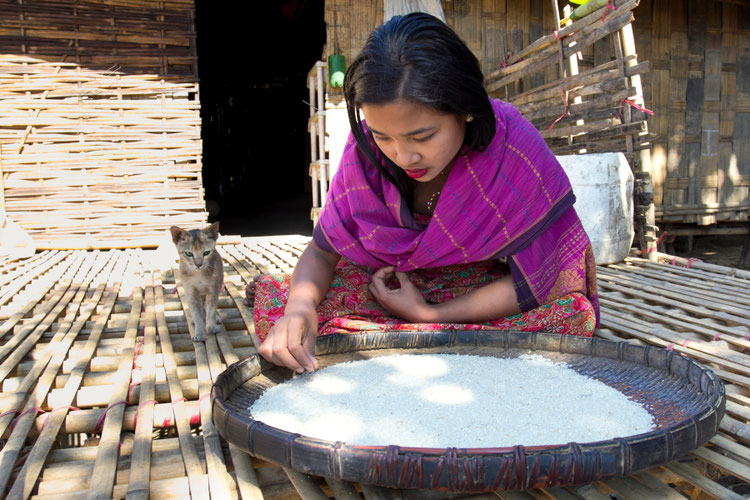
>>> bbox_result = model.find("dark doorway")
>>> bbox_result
[195,0,326,236]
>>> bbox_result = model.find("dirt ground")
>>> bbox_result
[667,234,750,271]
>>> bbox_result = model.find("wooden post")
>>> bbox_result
[620,21,658,261]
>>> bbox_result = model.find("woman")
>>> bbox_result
[246,13,599,373]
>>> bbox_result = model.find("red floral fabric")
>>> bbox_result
[253,258,596,342]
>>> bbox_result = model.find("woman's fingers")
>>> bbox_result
[258,314,318,373]
[369,266,395,298]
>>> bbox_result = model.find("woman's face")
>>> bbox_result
[360,99,466,182]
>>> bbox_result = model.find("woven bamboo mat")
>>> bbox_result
[0,235,748,499]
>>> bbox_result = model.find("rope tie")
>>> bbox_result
[163,397,188,427]
[133,399,159,428]
[713,333,722,341]
[12,407,45,430]
[642,231,667,255]
[547,88,569,132]
[499,52,511,68]
[619,98,655,121]
[127,382,140,402]
[189,394,211,425]
[95,401,130,433]
[602,0,617,22]
[0,409,20,420]
[42,406,80,430]
[132,341,144,369]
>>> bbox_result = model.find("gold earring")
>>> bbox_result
[466,115,474,122]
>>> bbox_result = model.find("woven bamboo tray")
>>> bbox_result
[212,330,725,493]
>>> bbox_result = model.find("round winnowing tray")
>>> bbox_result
[212,331,724,492]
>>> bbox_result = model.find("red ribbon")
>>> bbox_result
[547,88,569,132]
[133,399,159,428]
[42,406,81,430]
[642,231,667,255]
[95,401,130,433]
[619,98,655,121]
[602,0,617,22]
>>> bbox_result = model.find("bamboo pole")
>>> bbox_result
[0,251,118,497]
[166,273,233,498]
[152,283,209,498]
[663,461,745,500]
[5,273,122,500]
[126,281,158,500]
[86,276,143,500]
[619,14,656,260]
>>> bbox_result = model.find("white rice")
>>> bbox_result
[249,353,654,448]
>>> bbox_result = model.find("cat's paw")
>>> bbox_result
[215,313,222,324]
[193,325,207,342]
[206,322,221,334]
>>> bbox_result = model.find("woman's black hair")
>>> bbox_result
[343,12,496,205]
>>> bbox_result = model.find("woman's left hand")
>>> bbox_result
[369,266,433,322]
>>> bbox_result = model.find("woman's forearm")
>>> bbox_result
[285,241,341,313]
[424,274,520,323]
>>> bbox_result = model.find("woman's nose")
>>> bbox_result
[394,143,420,167]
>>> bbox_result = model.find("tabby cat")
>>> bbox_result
[170,222,224,342]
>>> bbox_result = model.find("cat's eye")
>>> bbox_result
[203,250,211,256]
[184,251,193,257]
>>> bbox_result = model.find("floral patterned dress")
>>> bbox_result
[253,256,596,343]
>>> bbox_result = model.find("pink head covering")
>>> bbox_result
[314,99,599,324]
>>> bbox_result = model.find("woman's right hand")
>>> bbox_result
[258,305,319,373]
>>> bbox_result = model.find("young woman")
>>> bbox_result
[246,12,599,373]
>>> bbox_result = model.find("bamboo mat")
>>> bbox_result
[0,235,749,499]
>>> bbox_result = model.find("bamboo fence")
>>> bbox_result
[0,55,206,250]
[0,0,197,82]
[485,0,653,164]
[0,235,747,498]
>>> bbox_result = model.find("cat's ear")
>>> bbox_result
[169,226,187,244]
[205,222,220,241]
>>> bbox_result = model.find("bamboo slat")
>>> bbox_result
[0,55,205,250]
[1,238,750,498]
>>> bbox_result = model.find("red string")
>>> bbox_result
[12,407,45,430]
[642,231,667,255]
[163,397,188,427]
[0,409,20,420]
[132,341,144,369]
[42,406,80,430]
[686,257,699,268]
[95,401,130,433]
[619,98,655,121]
[666,343,674,351]
[602,0,617,22]
[547,88,569,132]
[133,399,159,428]
[499,52,511,68]
[127,382,140,402]
[713,333,721,341]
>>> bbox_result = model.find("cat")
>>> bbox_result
[169,222,224,342]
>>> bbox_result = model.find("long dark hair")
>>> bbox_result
[343,12,495,205]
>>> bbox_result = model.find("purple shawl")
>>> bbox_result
[314,99,599,325]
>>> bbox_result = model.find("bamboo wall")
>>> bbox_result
[324,0,750,227]
[633,0,750,225]
[0,0,197,82]
[0,0,204,249]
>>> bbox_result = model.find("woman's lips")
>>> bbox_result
[405,168,427,179]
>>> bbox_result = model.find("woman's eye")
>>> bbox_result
[373,135,389,142]
[184,251,193,257]
[414,134,434,143]
[203,250,211,256]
